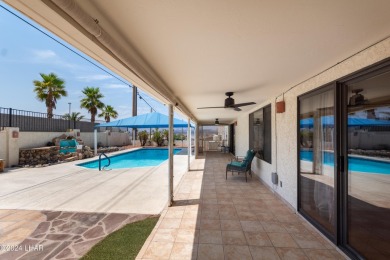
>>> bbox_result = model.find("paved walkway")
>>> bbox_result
[137,152,348,260]
[0,209,152,259]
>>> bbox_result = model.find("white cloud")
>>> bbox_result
[77,74,113,82]
[104,83,130,89]
[32,49,57,59]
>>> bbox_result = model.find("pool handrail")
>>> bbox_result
[98,153,111,171]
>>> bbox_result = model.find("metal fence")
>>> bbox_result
[0,107,101,132]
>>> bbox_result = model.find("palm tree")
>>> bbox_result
[62,112,85,121]
[80,87,105,123]
[99,105,118,122]
[33,73,67,118]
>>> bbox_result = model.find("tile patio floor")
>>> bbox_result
[137,152,348,260]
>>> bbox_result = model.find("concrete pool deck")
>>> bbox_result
[0,149,191,214]
[0,148,191,259]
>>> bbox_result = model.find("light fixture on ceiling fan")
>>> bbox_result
[349,89,366,106]
[198,92,256,111]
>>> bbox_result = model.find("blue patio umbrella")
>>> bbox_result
[96,112,194,128]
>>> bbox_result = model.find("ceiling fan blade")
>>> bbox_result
[233,102,256,108]
[234,107,242,111]
[197,106,226,109]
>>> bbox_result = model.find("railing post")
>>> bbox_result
[8,108,12,127]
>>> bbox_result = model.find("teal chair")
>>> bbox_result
[226,150,256,182]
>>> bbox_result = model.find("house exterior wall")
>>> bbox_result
[235,37,390,210]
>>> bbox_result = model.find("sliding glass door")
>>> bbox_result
[298,61,390,259]
[344,69,390,259]
[298,85,336,238]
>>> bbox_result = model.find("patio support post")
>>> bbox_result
[94,128,97,155]
[187,118,191,171]
[132,86,137,147]
[195,124,199,158]
[168,104,174,206]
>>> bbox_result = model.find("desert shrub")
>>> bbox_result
[138,130,149,146]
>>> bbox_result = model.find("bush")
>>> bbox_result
[152,129,164,146]
[138,130,149,146]
[162,129,169,142]
[46,141,55,146]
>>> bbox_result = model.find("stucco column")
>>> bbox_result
[187,118,191,171]
[168,104,174,206]
[195,124,199,158]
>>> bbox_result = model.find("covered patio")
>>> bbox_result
[137,152,345,260]
[3,0,390,259]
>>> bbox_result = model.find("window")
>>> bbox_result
[249,104,271,163]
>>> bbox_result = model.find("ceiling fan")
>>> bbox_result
[197,92,256,111]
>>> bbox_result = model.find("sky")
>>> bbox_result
[0,3,182,122]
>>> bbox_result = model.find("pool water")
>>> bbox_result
[300,150,390,174]
[78,148,182,169]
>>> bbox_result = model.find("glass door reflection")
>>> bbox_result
[299,87,336,237]
[346,71,390,259]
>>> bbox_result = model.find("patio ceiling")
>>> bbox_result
[6,0,390,124]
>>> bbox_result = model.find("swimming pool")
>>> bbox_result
[300,150,390,174]
[78,148,182,169]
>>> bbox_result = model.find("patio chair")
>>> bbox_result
[226,149,256,182]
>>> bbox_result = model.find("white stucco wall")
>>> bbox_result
[235,37,390,210]
[0,130,6,162]
[18,132,68,149]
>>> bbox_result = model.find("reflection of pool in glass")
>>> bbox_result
[300,151,390,174]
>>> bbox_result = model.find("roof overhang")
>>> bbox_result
[5,0,390,124]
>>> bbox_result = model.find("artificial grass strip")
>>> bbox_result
[81,216,159,260]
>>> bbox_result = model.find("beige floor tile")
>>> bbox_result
[176,229,199,243]
[256,212,275,221]
[224,245,252,260]
[292,233,325,249]
[241,220,264,232]
[329,249,348,259]
[282,223,310,234]
[159,218,182,229]
[276,248,308,260]
[185,204,201,211]
[200,219,221,230]
[180,218,200,230]
[143,241,174,259]
[202,198,218,204]
[182,209,200,220]
[201,209,220,220]
[261,222,286,233]
[244,231,272,247]
[164,209,185,219]
[304,249,339,260]
[217,198,235,205]
[268,232,299,248]
[170,242,198,260]
[249,246,281,260]
[276,213,300,223]
[199,229,222,244]
[220,220,242,231]
[237,210,258,221]
[217,204,235,210]
[221,231,247,245]
[152,228,178,243]
[197,244,224,260]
